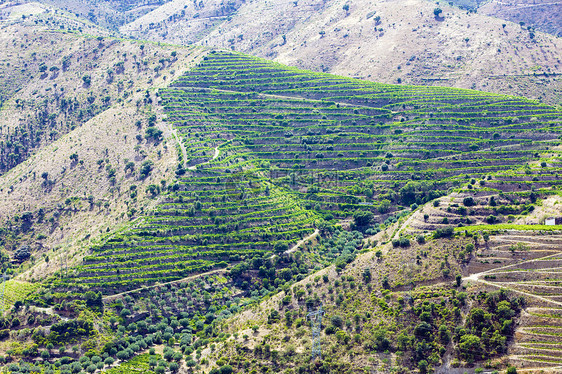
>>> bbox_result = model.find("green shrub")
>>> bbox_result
[433,227,454,238]
[486,215,498,224]
[145,127,163,141]
[462,197,475,206]
[353,210,373,226]
[331,315,343,328]
[139,160,154,178]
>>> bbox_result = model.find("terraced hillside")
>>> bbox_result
[464,232,562,369]
[59,50,562,295]
[401,221,562,370]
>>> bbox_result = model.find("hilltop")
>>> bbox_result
[0,1,110,36]
[9,0,561,104]
[35,0,167,31]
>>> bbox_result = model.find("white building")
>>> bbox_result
[545,217,559,225]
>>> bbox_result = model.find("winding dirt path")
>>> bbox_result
[103,269,226,301]
[463,250,562,306]
[103,228,319,301]
[187,145,220,171]
[285,229,319,254]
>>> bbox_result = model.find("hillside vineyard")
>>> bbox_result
[62,51,562,291]
[0,25,562,374]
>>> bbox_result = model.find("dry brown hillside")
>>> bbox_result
[0,20,197,172]
[120,0,562,105]
[0,22,207,280]
[0,1,108,36]
[479,0,562,37]
[35,0,168,31]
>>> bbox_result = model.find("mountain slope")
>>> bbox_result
[0,22,207,281]
[3,0,163,32]
[0,1,109,36]
[478,0,561,37]
[448,0,562,38]
[208,218,562,373]
[58,50,562,294]
[0,21,165,172]
[1,47,562,374]
[120,0,562,105]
